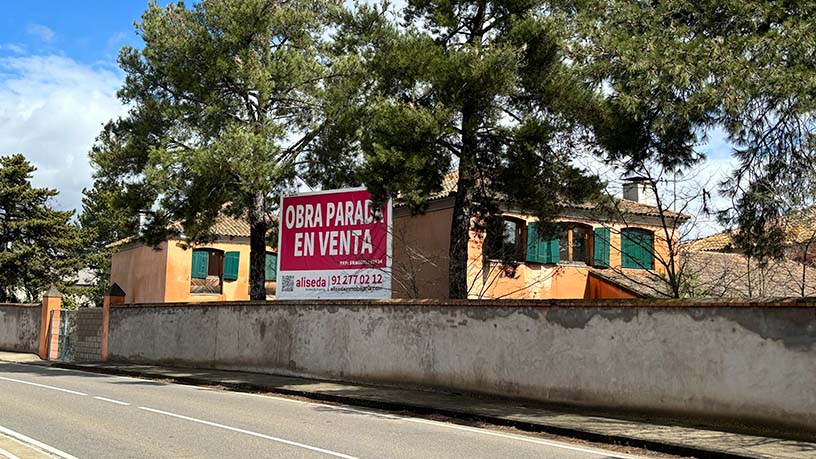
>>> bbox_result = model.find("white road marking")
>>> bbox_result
[0,447,21,459]
[223,392,646,459]
[0,376,86,396]
[0,425,80,459]
[1,362,645,458]
[139,407,358,459]
[93,396,130,406]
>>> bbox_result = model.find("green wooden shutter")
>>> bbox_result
[541,238,560,264]
[191,250,209,279]
[265,252,277,281]
[621,229,634,268]
[621,229,653,269]
[638,231,654,269]
[223,251,240,281]
[593,227,610,268]
[526,223,539,262]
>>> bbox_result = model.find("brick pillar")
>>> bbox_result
[101,283,125,362]
[38,286,62,360]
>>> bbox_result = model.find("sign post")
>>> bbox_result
[276,188,392,299]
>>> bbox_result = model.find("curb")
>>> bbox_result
[50,362,761,459]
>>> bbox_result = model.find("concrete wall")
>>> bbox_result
[0,304,40,353]
[107,299,816,432]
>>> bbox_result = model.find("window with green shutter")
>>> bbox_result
[621,228,653,269]
[191,249,209,279]
[223,251,240,281]
[541,238,560,264]
[593,227,610,268]
[525,222,560,264]
[265,252,277,281]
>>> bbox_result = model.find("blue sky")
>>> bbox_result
[0,1,149,66]
[0,1,733,236]
[0,1,161,213]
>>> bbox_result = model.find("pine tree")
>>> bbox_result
[314,1,603,298]
[90,0,340,299]
[0,154,82,302]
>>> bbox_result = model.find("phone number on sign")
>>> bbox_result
[331,273,384,286]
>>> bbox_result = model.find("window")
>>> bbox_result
[190,248,240,294]
[528,222,610,267]
[486,217,525,262]
[558,223,592,263]
[621,228,654,269]
[265,252,277,282]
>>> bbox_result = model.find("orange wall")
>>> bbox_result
[467,212,679,300]
[392,208,452,299]
[585,274,639,299]
[110,242,169,304]
[163,239,254,303]
[378,205,678,300]
[112,238,276,303]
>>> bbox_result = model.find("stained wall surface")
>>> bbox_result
[0,304,40,353]
[107,299,816,432]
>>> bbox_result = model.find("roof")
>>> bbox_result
[417,170,688,219]
[108,213,253,248]
[167,213,251,238]
[683,250,816,298]
[684,208,816,252]
[589,268,668,298]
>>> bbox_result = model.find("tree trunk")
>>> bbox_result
[448,170,473,299]
[249,190,267,301]
[449,103,478,299]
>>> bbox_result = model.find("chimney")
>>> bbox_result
[138,211,151,235]
[622,177,657,206]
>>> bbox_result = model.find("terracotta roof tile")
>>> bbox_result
[416,169,688,219]
[683,251,816,297]
[684,208,816,252]
[109,213,256,248]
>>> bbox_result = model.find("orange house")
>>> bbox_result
[392,175,688,299]
[109,214,277,304]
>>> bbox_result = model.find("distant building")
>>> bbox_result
[392,172,689,299]
[683,210,816,297]
[109,214,277,304]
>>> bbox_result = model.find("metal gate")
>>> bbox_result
[47,309,77,362]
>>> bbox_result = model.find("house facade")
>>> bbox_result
[110,215,277,304]
[392,175,687,300]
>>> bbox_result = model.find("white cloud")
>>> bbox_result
[26,24,56,44]
[0,55,128,213]
[0,44,26,54]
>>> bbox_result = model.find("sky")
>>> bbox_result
[0,1,735,236]
[0,1,153,212]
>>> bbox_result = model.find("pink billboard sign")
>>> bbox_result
[276,188,392,299]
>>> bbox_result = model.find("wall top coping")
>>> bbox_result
[0,303,39,308]
[111,296,816,310]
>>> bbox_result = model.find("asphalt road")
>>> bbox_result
[0,362,650,459]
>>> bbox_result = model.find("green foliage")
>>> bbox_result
[570,0,718,173]
[313,0,604,297]
[88,0,342,299]
[0,154,82,303]
[572,0,816,264]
